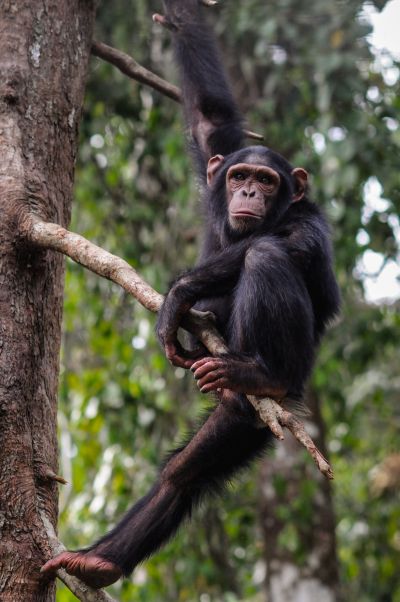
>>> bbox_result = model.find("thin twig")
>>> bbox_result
[244,130,264,141]
[91,40,263,142]
[249,397,333,478]
[92,40,180,102]
[22,214,333,479]
[42,469,68,485]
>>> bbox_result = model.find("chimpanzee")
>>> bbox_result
[41,0,340,588]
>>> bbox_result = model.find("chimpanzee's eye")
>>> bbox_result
[232,172,246,181]
[258,174,272,185]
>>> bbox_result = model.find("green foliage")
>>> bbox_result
[58,0,400,600]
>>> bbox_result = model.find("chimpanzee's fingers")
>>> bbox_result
[196,369,225,388]
[192,360,222,379]
[169,354,195,369]
[165,341,198,369]
[165,342,185,367]
[200,378,229,393]
[152,13,178,31]
[191,357,222,375]
[190,357,211,371]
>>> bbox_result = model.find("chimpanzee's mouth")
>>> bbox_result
[232,211,263,219]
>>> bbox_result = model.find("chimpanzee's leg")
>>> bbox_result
[41,393,272,588]
[192,239,315,398]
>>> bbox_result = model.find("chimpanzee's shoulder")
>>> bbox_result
[288,198,325,217]
[274,200,330,241]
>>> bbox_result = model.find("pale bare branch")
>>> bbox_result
[244,130,264,141]
[249,397,334,479]
[92,40,180,102]
[23,216,163,313]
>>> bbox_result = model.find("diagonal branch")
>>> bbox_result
[21,213,333,479]
[91,41,264,142]
[92,40,180,102]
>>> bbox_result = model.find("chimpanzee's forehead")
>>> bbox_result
[226,146,293,177]
[240,153,282,173]
[238,146,293,174]
[236,145,268,161]
[244,153,270,165]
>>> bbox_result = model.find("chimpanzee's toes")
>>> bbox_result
[41,550,123,589]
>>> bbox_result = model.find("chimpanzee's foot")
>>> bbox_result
[41,551,123,589]
[191,355,287,399]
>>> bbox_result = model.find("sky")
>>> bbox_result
[369,0,400,58]
[358,0,400,303]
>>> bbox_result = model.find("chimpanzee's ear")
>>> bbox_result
[207,155,225,186]
[291,167,308,202]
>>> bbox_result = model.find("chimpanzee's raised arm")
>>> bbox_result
[156,0,244,173]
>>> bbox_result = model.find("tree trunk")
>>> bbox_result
[0,2,95,600]
[259,390,340,602]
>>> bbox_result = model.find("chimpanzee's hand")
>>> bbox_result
[191,355,287,398]
[155,0,203,30]
[157,303,206,369]
[163,339,206,370]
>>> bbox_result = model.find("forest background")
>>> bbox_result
[55,0,400,600]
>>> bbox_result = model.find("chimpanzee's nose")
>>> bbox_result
[242,189,256,198]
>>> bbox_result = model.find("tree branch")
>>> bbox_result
[91,40,264,142]
[92,40,181,102]
[21,213,333,479]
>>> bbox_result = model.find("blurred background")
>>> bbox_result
[56,0,400,600]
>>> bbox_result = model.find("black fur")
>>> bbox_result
[86,0,340,576]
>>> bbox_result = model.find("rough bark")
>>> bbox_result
[0,2,96,600]
[259,390,340,602]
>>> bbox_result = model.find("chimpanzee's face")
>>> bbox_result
[207,148,308,234]
[225,162,281,232]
